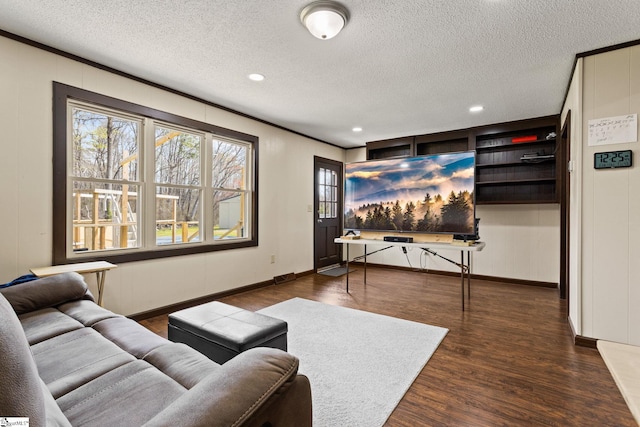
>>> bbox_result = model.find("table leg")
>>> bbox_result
[460,251,465,311]
[467,252,471,300]
[346,243,350,293]
[96,271,106,307]
[364,244,367,285]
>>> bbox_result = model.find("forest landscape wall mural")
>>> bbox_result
[344,151,476,235]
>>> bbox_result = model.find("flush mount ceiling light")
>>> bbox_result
[469,105,484,113]
[300,1,349,40]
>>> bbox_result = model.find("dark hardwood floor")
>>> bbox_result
[138,267,635,426]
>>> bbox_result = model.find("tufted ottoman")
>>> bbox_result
[168,301,288,364]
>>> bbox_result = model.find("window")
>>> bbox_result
[212,139,251,240]
[154,126,202,246]
[53,83,258,264]
[318,168,338,219]
[70,106,142,252]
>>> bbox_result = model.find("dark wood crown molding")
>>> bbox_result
[0,29,341,150]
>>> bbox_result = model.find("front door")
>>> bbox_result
[314,156,343,270]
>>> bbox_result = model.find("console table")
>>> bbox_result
[334,238,485,310]
[30,261,117,307]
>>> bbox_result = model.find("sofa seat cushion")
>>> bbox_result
[57,299,122,326]
[143,342,220,389]
[31,327,136,398]
[56,360,187,426]
[18,308,84,345]
[93,316,170,359]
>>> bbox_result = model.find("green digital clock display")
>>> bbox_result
[594,150,632,169]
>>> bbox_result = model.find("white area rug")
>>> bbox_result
[257,298,448,427]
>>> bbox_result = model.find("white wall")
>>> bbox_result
[0,34,562,317]
[0,35,343,316]
[576,45,640,345]
[474,204,559,283]
[344,149,560,283]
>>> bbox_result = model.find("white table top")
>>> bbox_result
[30,261,117,277]
[335,238,485,252]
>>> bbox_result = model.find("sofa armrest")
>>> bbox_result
[0,272,91,315]
[143,347,312,427]
[0,293,46,425]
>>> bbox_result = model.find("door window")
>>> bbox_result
[318,168,338,219]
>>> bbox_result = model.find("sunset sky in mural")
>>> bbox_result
[345,151,475,211]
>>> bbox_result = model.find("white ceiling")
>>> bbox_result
[1,1,639,148]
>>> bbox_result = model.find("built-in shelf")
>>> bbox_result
[365,115,560,204]
[476,157,555,168]
[475,138,555,150]
[477,178,557,186]
[475,197,558,205]
[475,121,558,203]
[366,136,414,159]
[416,133,468,155]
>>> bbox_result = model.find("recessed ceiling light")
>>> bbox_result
[352,127,362,132]
[248,73,265,82]
[469,105,484,113]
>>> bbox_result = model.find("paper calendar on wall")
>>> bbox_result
[588,114,637,146]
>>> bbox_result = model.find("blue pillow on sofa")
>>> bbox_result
[0,274,38,289]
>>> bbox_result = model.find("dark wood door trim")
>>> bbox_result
[313,156,344,270]
[560,111,571,307]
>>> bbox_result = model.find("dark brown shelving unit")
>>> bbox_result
[474,123,558,204]
[366,136,414,160]
[415,131,469,155]
[365,115,560,204]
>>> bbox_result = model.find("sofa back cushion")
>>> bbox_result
[0,293,45,424]
[0,272,90,315]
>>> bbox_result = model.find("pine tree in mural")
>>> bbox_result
[440,190,472,233]
[402,201,416,231]
[365,209,374,228]
[392,200,403,230]
[383,205,393,230]
[416,193,438,231]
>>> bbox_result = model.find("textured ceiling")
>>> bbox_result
[0,1,639,148]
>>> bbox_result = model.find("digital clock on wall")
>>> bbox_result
[594,150,633,169]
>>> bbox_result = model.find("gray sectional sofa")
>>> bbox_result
[0,272,312,426]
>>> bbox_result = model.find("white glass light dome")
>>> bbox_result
[300,1,349,40]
